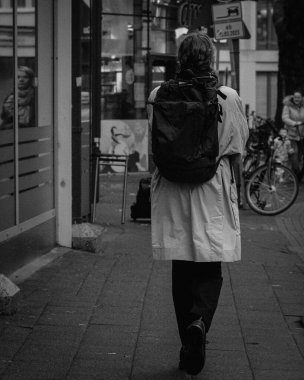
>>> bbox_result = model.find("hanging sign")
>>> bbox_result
[214,20,244,39]
[212,1,245,39]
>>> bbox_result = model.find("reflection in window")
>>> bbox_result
[101,6,147,120]
[0,0,34,8]
[0,66,35,129]
[0,0,12,8]
[257,0,277,50]
[0,0,15,230]
[150,0,180,55]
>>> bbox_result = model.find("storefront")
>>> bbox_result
[0,0,72,274]
[98,0,181,174]
[72,0,188,221]
[0,0,56,272]
[0,0,278,274]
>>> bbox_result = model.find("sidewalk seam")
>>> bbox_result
[129,260,155,379]
[226,264,256,380]
[263,263,304,361]
[65,256,119,377]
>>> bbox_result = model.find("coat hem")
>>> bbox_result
[152,247,241,262]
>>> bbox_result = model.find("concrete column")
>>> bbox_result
[239,0,257,113]
[54,0,72,247]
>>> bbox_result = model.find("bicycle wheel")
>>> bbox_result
[245,163,299,215]
[243,154,257,182]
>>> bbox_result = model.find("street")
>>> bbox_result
[0,175,304,380]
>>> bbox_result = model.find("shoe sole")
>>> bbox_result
[184,323,206,376]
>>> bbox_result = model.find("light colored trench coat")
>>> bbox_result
[147,85,249,262]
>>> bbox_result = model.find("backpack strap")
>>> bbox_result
[217,89,227,100]
[215,155,235,184]
[229,156,235,184]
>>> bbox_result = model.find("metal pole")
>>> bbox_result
[228,38,245,207]
[13,0,19,225]
[228,38,240,94]
[92,155,99,223]
[91,0,102,213]
[215,40,220,76]
[121,157,129,224]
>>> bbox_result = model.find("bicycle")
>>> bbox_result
[243,116,278,181]
[245,138,299,216]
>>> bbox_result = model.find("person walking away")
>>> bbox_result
[147,32,249,376]
[282,90,304,181]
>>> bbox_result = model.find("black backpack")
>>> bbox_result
[150,72,225,184]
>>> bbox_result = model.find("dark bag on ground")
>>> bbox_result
[151,71,223,184]
[130,177,151,221]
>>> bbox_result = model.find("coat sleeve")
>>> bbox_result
[282,105,297,127]
[218,88,249,157]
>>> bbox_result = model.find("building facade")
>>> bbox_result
[0,0,71,274]
[0,0,278,275]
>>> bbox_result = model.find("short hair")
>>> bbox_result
[178,32,215,73]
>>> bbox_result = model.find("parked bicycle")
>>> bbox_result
[243,116,278,181]
[245,137,299,216]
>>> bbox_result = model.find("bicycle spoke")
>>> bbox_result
[246,163,299,215]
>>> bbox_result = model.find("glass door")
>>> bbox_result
[0,0,55,242]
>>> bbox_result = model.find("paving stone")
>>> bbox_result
[238,310,287,330]
[1,359,71,379]
[0,326,31,360]
[91,304,142,327]
[67,365,131,380]
[233,295,281,312]
[81,325,138,348]
[202,350,252,378]
[211,305,241,328]
[37,304,93,326]
[206,330,245,351]
[246,343,304,371]
[131,367,189,380]
[285,315,304,332]
[12,326,83,363]
[253,369,304,380]
[98,280,147,307]
[292,332,304,357]
[273,288,304,304]
[243,329,304,371]
[14,340,78,363]
[131,341,180,376]
[138,330,180,346]
[76,342,134,362]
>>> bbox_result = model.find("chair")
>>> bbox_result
[92,153,129,224]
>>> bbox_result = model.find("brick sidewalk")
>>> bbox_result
[0,175,303,379]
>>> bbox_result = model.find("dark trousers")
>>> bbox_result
[172,260,223,345]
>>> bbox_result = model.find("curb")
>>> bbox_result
[9,246,70,285]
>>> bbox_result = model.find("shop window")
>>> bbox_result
[257,0,277,50]
[256,72,277,119]
[0,0,54,237]
[0,0,13,7]
[150,0,180,55]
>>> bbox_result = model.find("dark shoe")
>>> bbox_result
[183,319,206,376]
